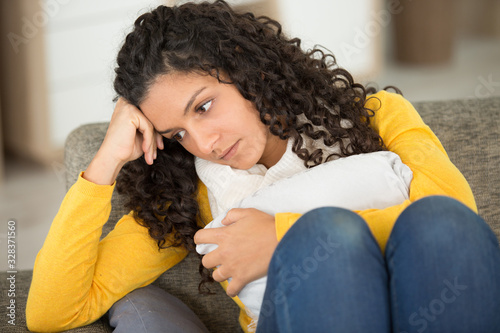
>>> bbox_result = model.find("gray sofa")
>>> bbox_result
[1,96,500,332]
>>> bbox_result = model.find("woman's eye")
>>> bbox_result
[197,100,213,113]
[172,130,186,142]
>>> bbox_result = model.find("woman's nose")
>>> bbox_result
[191,126,218,155]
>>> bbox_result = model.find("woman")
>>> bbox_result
[26,1,500,332]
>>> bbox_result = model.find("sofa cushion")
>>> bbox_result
[414,97,500,241]
[64,124,243,332]
[4,96,496,333]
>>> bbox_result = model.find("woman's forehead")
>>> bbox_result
[144,73,215,103]
[139,72,220,125]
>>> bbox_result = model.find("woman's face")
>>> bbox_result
[140,72,287,170]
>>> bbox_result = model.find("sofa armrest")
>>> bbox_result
[63,122,242,333]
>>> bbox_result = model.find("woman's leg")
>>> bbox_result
[108,284,209,333]
[256,207,390,333]
[386,196,500,333]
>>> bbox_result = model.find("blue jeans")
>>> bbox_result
[256,196,500,333]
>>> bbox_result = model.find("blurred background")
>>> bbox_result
[0,0,499,271]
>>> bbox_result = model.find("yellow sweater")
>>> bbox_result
[26,91,477,332]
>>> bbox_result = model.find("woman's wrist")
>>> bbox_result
[83,149,127,185]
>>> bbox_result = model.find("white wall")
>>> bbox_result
[45,0,383,148]
[275,0,383,80]
[43,0,164,147]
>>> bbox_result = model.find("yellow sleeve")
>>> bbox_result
[26,173,188,332]
[275,91,476,251]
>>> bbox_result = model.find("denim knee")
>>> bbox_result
[388,196,495,249]
[276,206,378,258]
[262,207,390,333]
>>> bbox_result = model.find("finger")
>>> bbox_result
[144,146,154,165]
[156,132,164,150]
[135,117,155,165]
[201,251,220,270]
[212,267,228,283]
[194,228,219,245]
[136,120,153,150]
[150,134,157,162]
[114,97,128,111]
[221,208,250,226]
[226,278,245,298]
[148,129,157,163]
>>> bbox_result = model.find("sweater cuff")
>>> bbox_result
[75,172,116,198]
[275,212,302,241]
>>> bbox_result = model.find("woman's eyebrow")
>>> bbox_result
[184,87,207,115]
[157,86,207,135]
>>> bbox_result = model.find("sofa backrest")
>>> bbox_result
[64,124,243,332]
[64,96,500,332]
[413,96,500,241]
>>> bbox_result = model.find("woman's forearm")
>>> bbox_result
[27,173,188,332]
[26,174,115,331]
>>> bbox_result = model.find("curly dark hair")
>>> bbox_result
[113,0,391,291]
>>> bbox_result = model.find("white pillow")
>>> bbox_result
[196,151,412,320]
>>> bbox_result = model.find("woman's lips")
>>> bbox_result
[220,140,240,161]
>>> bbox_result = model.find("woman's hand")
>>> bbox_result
[83,98,164,185]
[194,208,279,297]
